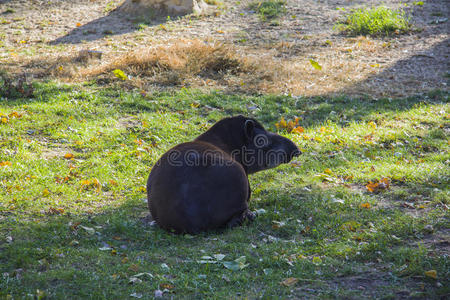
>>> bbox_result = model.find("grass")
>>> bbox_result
[249,0,286,21]
[335,6,412,36]
[0,79,449,298]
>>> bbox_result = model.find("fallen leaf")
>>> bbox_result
[76,22,82,27]
[368,121,377,129]
[292,126,304,134]
[0,161,12,167]
[213,254,226,261]
[79,225,95,235]
[64,153,74,159]
[366,178,390,193]
[42,188,50,197]
[130,292,142,298]
[48,207,64,215]
[280,277,298,287]
[360,203,371,209]
[159,283,174,290]
[324,168,333,175]
[113,69,128,80]
[312,256,322,264]
[309,59,322,70]
[129,277,142,284]
[128,264,139,272]
[424,270,437,279]
[223,256,248,271]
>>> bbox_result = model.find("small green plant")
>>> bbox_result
[335,6,412,36]
[250,0,286,21]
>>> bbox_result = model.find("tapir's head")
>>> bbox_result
[240,117,301,174]
[197,115,301,174]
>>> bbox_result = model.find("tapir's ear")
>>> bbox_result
[244,120,255,139]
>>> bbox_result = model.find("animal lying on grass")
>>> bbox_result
[147,115,301,234]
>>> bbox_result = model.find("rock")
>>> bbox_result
[117,0,211,18]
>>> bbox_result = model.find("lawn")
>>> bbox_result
[0,81,448,298]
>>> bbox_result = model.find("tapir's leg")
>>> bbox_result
[226,210,247,229]
[244,177,256,222]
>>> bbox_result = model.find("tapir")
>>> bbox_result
[147,115,301,234]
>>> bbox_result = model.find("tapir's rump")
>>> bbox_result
[147,115,301,233]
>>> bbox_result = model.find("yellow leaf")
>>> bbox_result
[64,153,74,159]
[113,69,127,80]
[309,59,322,70]
[312,257,322,264]
[424,270,437,279]
[280,277,298,287]
[368,121,377,129]
[42,188,50,197]
[278,117,287,129]
[324,168,333,175]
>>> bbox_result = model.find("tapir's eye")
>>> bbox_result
[253,134,269,148]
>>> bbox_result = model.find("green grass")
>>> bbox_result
[249,0,286,21]
[336,6,412,36]
[0,81,449,298]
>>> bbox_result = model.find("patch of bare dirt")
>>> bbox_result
[0,0,448,97]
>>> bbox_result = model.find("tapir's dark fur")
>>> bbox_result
[147,115,301,234]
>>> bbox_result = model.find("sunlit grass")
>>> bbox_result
[0,83,449,298]
[336,6,412,36]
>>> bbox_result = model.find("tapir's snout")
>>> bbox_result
[290,148,302,159]
[275,134,301,163]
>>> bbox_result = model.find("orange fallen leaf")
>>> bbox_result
[76,22,82,27]
[366,178,390,193]
[280,277,298,287]
[0,161,12,167]
[8,112,21,118]
[360,202,371,209]
[292,126,304,134]
[64,153,74,159]
[48,207,64,215]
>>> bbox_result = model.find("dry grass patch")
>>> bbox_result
[77,39,284,91]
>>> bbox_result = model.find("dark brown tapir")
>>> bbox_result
[147,115,301,234]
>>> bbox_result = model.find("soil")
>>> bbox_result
[0,0,448,96]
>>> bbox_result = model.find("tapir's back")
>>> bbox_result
[147,141,249,233]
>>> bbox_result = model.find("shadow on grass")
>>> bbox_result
[1,178,447,298]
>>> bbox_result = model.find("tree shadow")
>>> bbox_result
[337,37,449,98]
[49,6,170,45]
